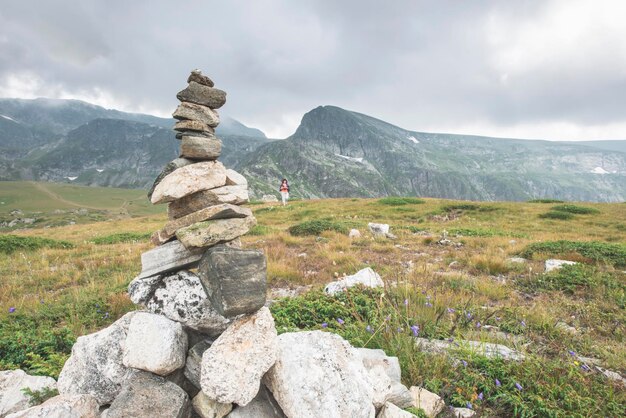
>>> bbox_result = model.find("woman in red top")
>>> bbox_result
[279,178,290,206]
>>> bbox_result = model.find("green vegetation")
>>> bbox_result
[442,203,481,211]
[520,240,626,267]
[91,232,151,245]
[22,386,59,407]
[1,193,625,416]
[528,199,565,203]
[0,235,74,254]
[288,219,349,236]
[539,211,575,220]
[551,204,600,215]
[378,197,426,206]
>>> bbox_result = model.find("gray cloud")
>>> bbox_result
[0,0,625,140]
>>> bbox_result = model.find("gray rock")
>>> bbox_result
[452,407,475,417]
[136,239,205,279]
[0,370,57,417]
[174,120,215,133]
[168,186,250,219]
[377,402,417,418]
[368,366,394,409]
[129,270,233,335]
[123,312,188,376]
[545,259,578,272]
[260,195,278,202]
[173,102,220,127]
[192,392,232,418]
[368,223,390,236]
[184,340,212,389]
[355,348,402,382]
[225,169,247,186]
[187,70,214,87]
[226,386,285,418]
[349,229,361,238]
[176,216,256,249]
[414,337,525,361]
[57,312,135,405]
[181,136,222,160]
[200,307,277,406]
[177,81,227,109]
[176,129,214,139]
[263,331,374,418]
[507,257,527,264]
[165,368,199,399]
[151,161,227,204]
[5,394,100,418]
[198,245,267,317]
[157,204,252,244]
[148,158,193,200]
[324,267,384,295]
[101,371,191,418]
[409,387,444,418]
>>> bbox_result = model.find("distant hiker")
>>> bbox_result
[279,178,290,206]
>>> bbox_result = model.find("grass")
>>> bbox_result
[378,197,426,206]
[528,199,565,203]
[91,232,152,245]
[0,235,74,254]
[539,211,575,220]
[1,189,625,416]
[551,204,600,215]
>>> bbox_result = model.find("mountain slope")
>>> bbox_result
[237,106,626,202]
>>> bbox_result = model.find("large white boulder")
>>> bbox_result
[545,259,578,272]
[0,370,57,417]
[263,331,375,418]
[324,267,384,295]
[122,312,188,376]
[6,394,100,418]
[200,307,277,406]
[57,312,135,405]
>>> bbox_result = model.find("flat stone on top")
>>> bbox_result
[177,81,227,109]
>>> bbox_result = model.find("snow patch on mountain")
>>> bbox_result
[590,167,610,174]
[407,135,419,144]
[335,154,364,163]
[0,114,17,122]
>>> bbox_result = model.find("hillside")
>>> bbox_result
[239,106,626,202]
[0,196,624,416]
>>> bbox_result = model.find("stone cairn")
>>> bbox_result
[4,71,422,418]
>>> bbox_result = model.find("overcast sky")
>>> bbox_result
[1,0,625,140]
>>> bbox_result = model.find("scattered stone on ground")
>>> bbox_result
[324,267,383,295]
[260,195,278,202]
[507,257,527,264]
[415,337,525,361]
[452,407,476,417]
[368,222,390,236]
[349,228,361,238]
[544,259,578,272]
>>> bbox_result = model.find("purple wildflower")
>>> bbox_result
[495,378,501,387]
[461,360,468,367]
[495,316,501,321]
[515,382,523,391]
[447,307,455,314]
[8,307,15,313]
[476,321,482,328]
[396,327,403,333]
[520,320,526,327]
[336,318,345,325]
[103,312,109,319]
[410,325,419,337]
[385,315,391,321]
[568,350,576,357]
[321,322,328,328]
[403,299,409,306]
[466,312,473,320]
[581,364,591,372]
[426,295,431,300]
[478,392,484,401]
[366,325,373,334]
[466,402,472,409]
[425,302,433,308]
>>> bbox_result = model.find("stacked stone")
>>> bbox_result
[26,71,415,418]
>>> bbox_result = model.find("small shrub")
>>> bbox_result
[0,235,74,254]
[91,232,151,245]
[248,225,272,236]
[551,204,600,215]
[22,386,59,406]
[441,203,481,212]
[378,197,426,206]
[539,211,574,220]
[520,240,626,267]
[448,228,527,238]
[288,219,348,236]
[528,199,565,203]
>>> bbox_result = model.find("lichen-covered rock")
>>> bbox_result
[187,70,214,87]
[128,271,233,335]
[324,267,384,295]
[136,239,205,279]
[180,136,222,160]
[6,394,100,418]
[122,312,188,376]
[176,216,256,249]
[200,307,277,406]
[151,161,227,204]
[101,371,191,418]
[173,102,220,126]
[0,370,57,417]
[57,312,135,405]
[263,331,375,418]
[192,392,232,418]
[148,158,193,201]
